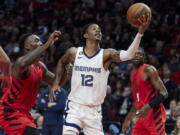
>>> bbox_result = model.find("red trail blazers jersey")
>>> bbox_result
[0,62,44,135]
[131,64,166,135]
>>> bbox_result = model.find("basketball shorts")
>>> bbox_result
[132,104,166,135]
[0,106,36,135]
[63,100,104,135]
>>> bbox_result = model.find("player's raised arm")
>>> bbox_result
[108,13,151,63]
[13,31,61,78]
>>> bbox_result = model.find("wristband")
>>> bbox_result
[149,93,165,109]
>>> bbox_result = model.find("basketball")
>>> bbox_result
[127,3,152,27]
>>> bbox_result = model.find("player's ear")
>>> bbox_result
[83,33,88,39]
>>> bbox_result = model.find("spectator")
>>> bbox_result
[37,87,68,135]
[170,117,180,135]
[36,116,44,135]
[118,86,133,120]
[166,100,177,134]
[166,100,177,120]
[162,65,177,108]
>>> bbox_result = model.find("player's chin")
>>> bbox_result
[95,38,101,42]
[132,60,141,65]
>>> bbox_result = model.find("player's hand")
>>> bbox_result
[49,90,56,101]
[136,104,151,118]
[49,86,57,101]
[122,119,131,134]
[49,84,59,100]
[45,31,61,47]
[138,12,151,34]
[132,116,138,124]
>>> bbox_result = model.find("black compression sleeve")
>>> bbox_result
[149,93,165,109]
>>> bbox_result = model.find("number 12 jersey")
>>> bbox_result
[69,47,109,106]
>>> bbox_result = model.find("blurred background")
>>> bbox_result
[0,0,179,135]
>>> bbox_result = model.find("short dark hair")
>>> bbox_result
[18,33,33,50]
[81,23,95,46]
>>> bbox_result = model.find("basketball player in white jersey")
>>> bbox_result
[50,13,151,135]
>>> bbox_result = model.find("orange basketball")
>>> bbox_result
[127,3,152,27]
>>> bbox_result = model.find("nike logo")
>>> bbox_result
[77,57,83,59]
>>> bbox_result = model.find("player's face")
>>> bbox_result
[132,49,145,66]
[86,24,102,41]
[24,35,43,53]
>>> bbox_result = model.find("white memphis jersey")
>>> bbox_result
[69,47,109,106]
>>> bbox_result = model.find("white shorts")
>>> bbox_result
[63,100,104,135]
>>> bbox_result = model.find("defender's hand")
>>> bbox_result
[49,90,56,101]
[122,119,131,134]
[49,84,59,100]
[136,104,151,118]
[45,31,61,47]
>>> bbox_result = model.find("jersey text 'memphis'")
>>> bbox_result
[74,66,101,73]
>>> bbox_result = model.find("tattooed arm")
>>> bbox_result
[13,31,61,80]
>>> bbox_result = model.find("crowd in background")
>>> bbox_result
[0,0,179,134]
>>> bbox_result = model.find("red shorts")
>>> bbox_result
[0,106,36,135]
[132,104,166,135]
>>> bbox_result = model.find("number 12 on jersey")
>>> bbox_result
[81,74,93,87]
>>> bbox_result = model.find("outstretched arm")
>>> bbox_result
[106,13,151,63]
[13,31,61,79]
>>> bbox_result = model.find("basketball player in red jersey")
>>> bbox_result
[122,48,168,135]
[0,31,62,135]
